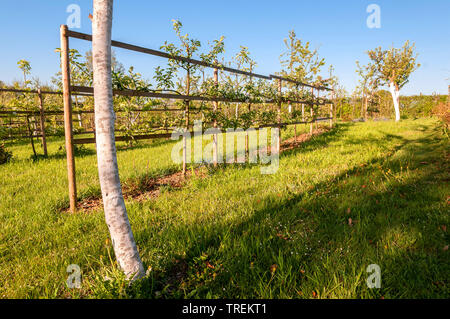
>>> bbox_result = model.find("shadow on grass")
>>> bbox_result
[280,123,352,159]
[122,122,449,299]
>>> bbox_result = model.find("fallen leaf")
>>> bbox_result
[206,261,215,269]
[348,218,353,226]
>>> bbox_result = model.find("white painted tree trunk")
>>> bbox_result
[92,0,145,280]
[389,82,401,122]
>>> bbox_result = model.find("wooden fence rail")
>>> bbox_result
[20,24,336,213]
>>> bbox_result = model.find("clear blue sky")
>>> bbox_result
[0,0,449,95]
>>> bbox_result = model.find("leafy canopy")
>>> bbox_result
[367,41,420,90]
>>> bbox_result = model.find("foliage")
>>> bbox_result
[17,59,31,86]
[280,30,325,85]
[0,143,12,164]
[367,41,420,91]
[355,60,379,118]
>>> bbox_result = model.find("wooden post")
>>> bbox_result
[310,87,314,135]
[291,101,297,142]
[315,90,319,130]
[60,24,77,213]
[277,79,282,153]
[26,115,36,157]
[294,123,297,142]
[77,113,83,128]
[447,85,450,107]
[245,72,253,159]
[37,89,48,156]
[213,63,218,167]
[183,68,190,176]
[330,90,334,128]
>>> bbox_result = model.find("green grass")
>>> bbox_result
[0,118,448,298]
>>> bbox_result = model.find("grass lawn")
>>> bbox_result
[0,118,448,298]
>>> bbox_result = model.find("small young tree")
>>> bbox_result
[367,41,420,121]
[17,59,31,86]
[279,30,326,124]
[280,30,325,84]
[355,61,378,119]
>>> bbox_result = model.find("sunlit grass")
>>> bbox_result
[0,118,448,298]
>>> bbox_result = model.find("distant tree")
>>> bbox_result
[355,61,378,119]
[279,29,326,118]
[279,30,326,122]
[367,41,420,121]
[52,48,91,89]
[280,30,325,84]
[327,65,349,118]
[17,59,31,86]
[225,46,257,117]
[85,49,124,74]
[160,19,202,96]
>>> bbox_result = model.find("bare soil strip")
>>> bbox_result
[68,127,330,212]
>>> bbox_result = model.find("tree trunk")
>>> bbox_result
[389,82,401,122]
[364,96,368,119]
[92,0,145,280]
[361,92,365,119]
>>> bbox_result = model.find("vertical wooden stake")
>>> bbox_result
[26,115,36,157]
[277,79,282,154]
[60,24,77,213]
[213,64,218,167]
[77,113,83,128]
[310,87,314,135]
[330,91,334,128]
[183,68,190,177]
[245,103,251,159]
[315,90,319,130]
[37,89,48,156]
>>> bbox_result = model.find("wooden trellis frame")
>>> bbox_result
[58,24,334,212]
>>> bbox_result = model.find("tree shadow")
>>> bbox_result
[280,123,352,158]
[128,123,449,299]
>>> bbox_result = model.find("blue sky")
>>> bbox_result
[0,0,449,95]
